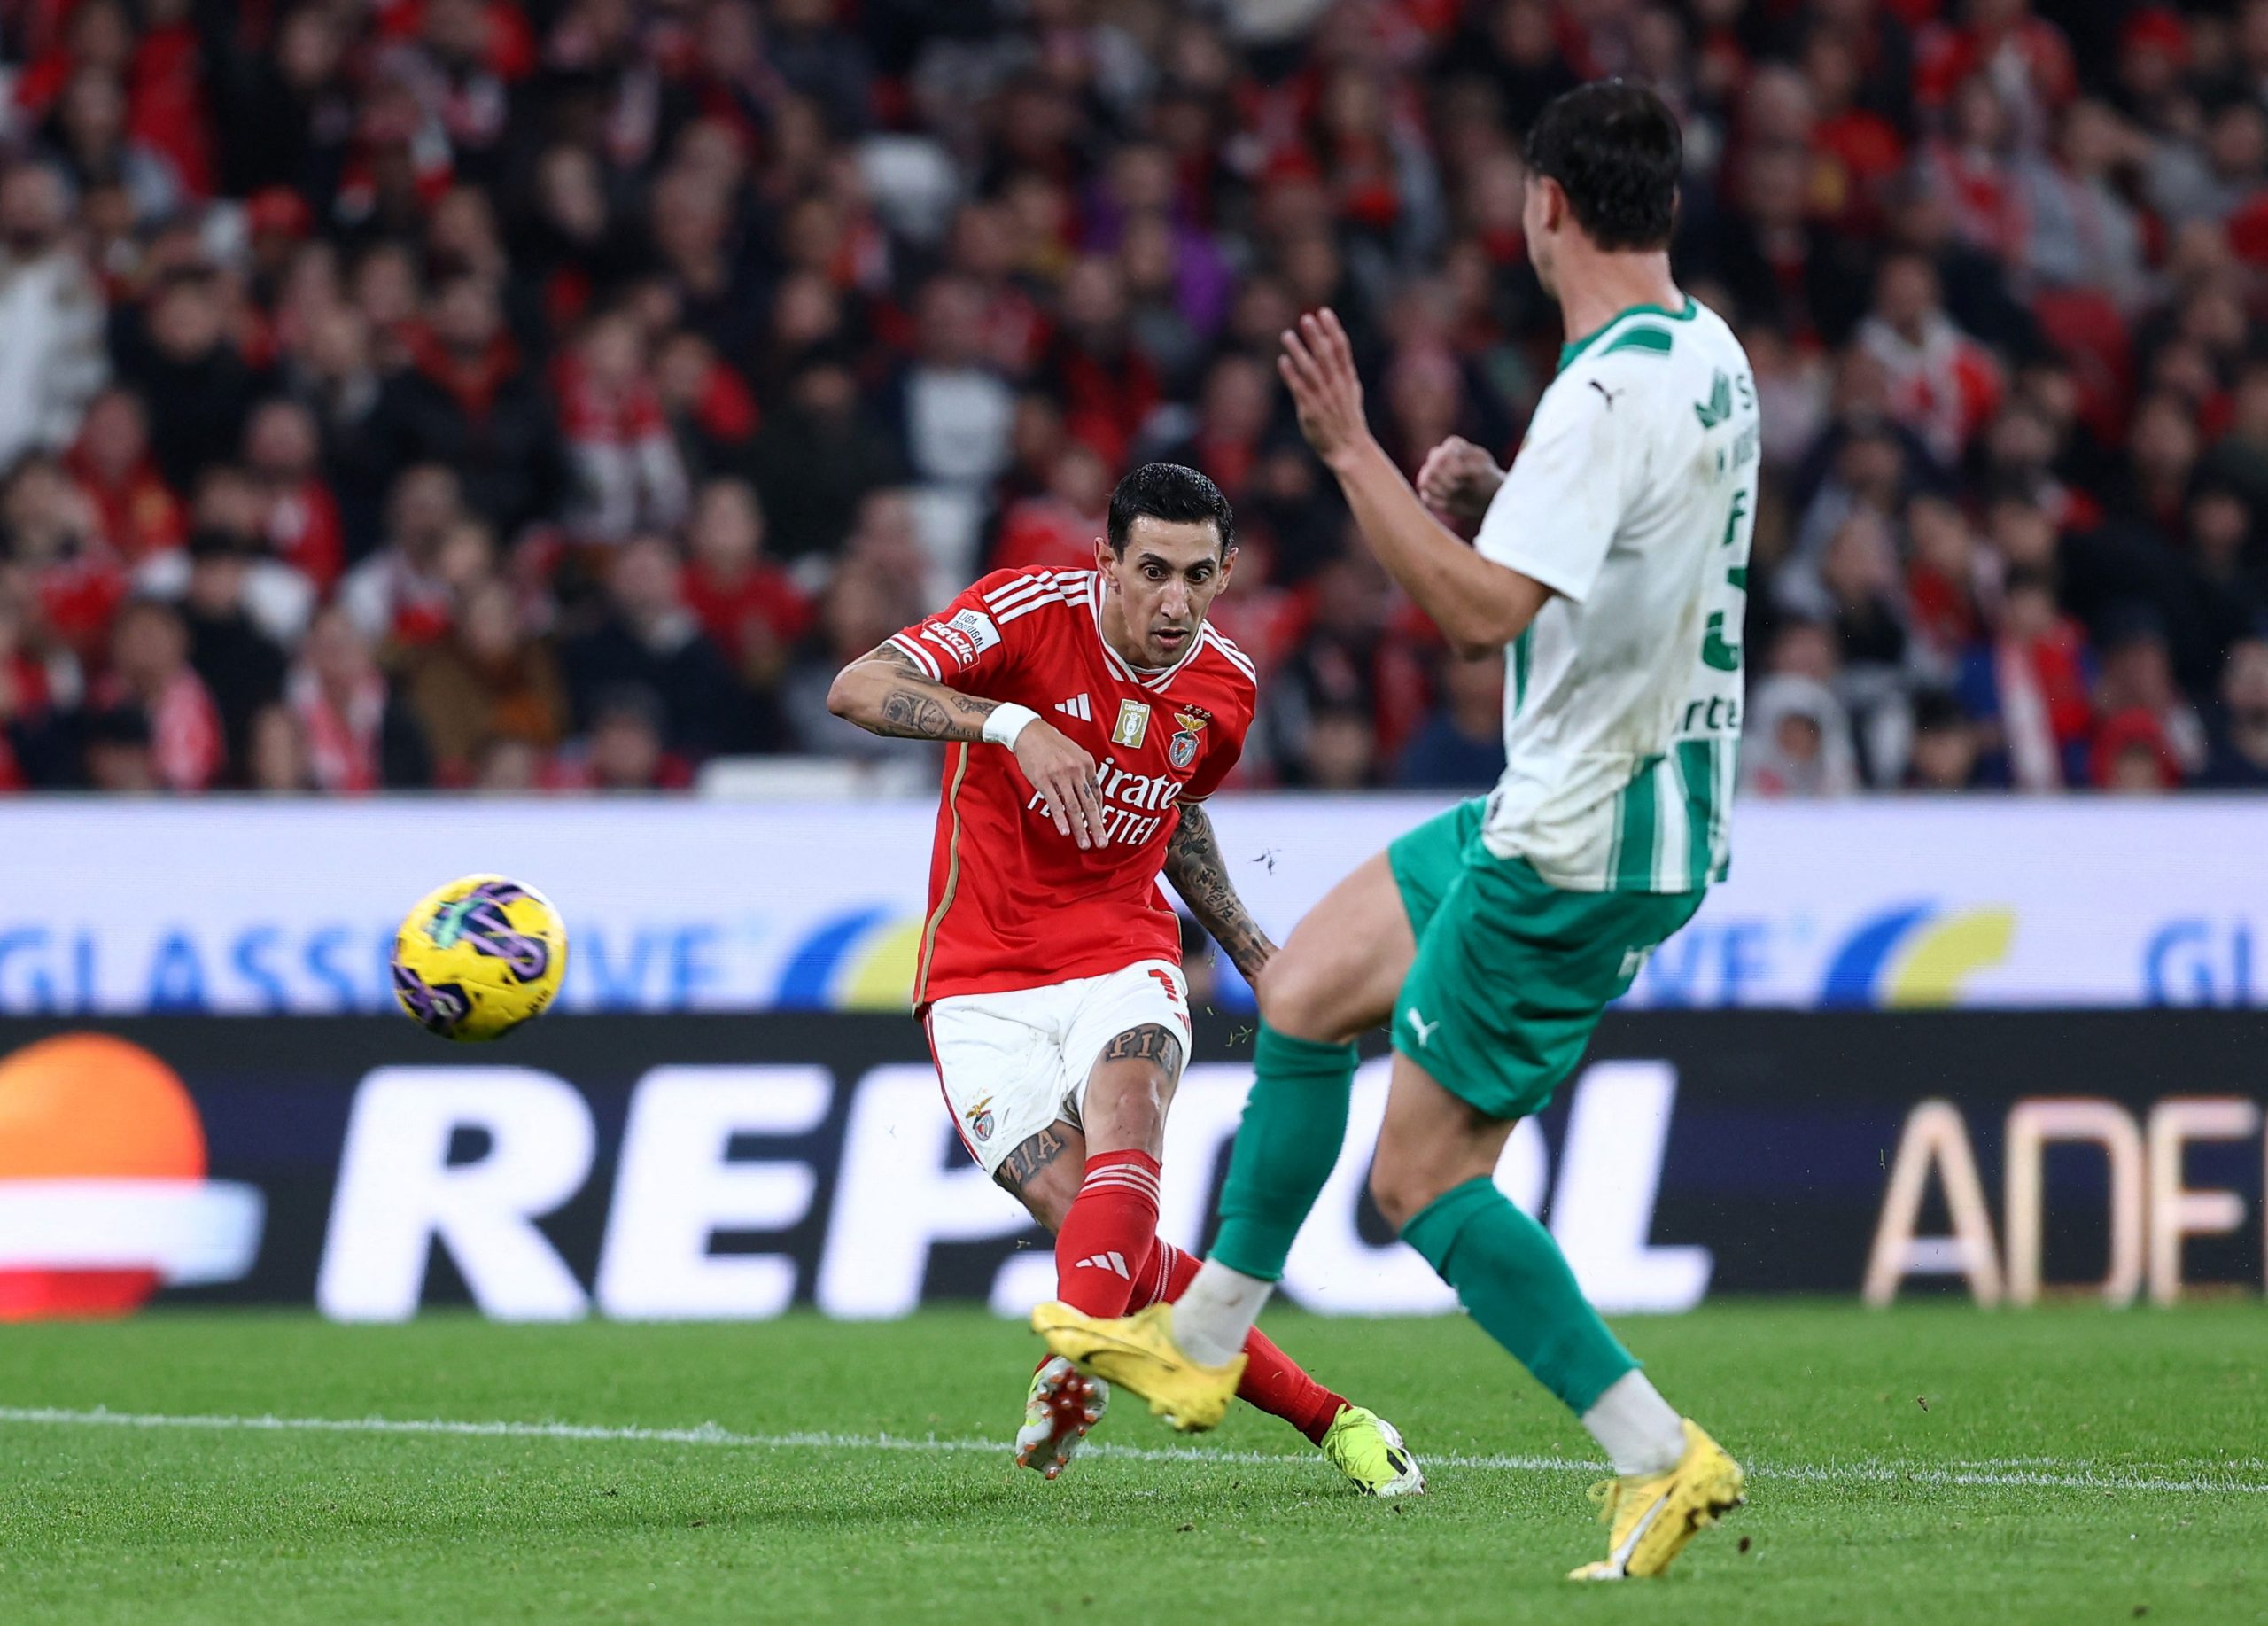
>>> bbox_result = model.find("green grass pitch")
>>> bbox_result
[0,1303,2261,1624]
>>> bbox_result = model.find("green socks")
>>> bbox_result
[1209,1029,1637,1418]
[1209,1023,1358,1281]
[1401,1175,1638,1414]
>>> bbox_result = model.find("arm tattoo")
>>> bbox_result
[994,1125,1068,1195]
[853,640,1001,741]
[1163,803,1278,984]
[877,688,956,737]
[1100,1023,1184,1075]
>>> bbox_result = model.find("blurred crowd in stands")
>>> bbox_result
[0,0,2265,796]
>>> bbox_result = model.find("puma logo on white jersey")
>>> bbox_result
[1404,1009,1440,1047]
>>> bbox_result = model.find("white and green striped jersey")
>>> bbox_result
[1472,296,1757,893]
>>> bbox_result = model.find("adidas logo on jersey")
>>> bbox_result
[1072,1252,1130,1280]
[1055,694,1093,722]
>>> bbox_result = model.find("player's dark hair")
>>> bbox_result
[1107,463,1235,556]
[1523,80,1682,252]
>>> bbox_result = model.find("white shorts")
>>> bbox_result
[925,959,1192,1176]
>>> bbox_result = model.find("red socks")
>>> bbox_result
[1053,1149,1161,1317]
[1132,1240,1347,1446]
[1052,1152,1348,1446]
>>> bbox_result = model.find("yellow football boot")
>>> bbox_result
[1031,1301,1245,1433]
[1567,1419,1745,1581]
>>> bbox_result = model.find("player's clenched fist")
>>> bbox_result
[1417,436,1505,525]
[1014,720,1109,850]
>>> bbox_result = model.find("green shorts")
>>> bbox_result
[1386,797,1704,1122]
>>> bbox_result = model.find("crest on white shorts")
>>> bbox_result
[965,1096,996,1142]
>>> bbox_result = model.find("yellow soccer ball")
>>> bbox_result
[391,875,568,1041]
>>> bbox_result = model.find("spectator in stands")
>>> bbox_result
[245,399,346,595]
[115,264,260,497]
[2094,608,2208,776]
[2202,362,2268,519]
[97,596,221,791]
[1906,688,2000,791]
[406,576,566,784]
[1397,651,1507,790]
[0,163,107,476]
[1904,493,1986,674]
[2022,99,2148,312]
[747,346,905,572]
[548,683,691,792]
[2093,707,2186,791]
[1292,704,1382,792]
[2200,637,2268,788]
[82,704,157,792]
[1857,251,2002,470]
[245,702,315,793]
[64,387,184,568]
[42,64,179,226]
[654,329,760,486]
[2147,97,2267,227]
[375,271,558,536]
[884,275,1015,575]
[560,533,740,758]
[556,308,690,545]
[782,560,928,767]
[0,576,64,788]
[1266,549,1428,782]
[178,528,286,774]
[338,465,467,651]
[1959,565,2096,790]
[991,444,1111,575]
[4,451,123,664]
[278,305,390,561]
[287,605,430,792]
[1742,673,1862,798]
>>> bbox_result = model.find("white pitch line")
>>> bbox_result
[0,1406,2261,1498]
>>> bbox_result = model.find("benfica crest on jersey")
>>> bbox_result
[1168,711,1208,770]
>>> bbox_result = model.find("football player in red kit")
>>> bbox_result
[827,463,1420,1493]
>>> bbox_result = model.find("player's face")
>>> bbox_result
[1097,516,1234,668]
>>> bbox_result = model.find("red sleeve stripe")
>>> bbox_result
[890,631,942,680]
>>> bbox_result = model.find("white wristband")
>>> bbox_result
[982,702,1039,748]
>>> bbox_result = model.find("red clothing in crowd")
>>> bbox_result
[95,668,223,791]
[291,668,387,793]
[32,551,131,662]
[62,447,186,567]
[683,560,812,668]
[1913,15,2077,114]
[262,479,346,593]
[990,496,1106,576]
[1992,618,2093,790]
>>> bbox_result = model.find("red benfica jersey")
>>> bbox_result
[889,567,1257,1008]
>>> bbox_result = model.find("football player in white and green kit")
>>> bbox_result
[1037,82,1752,1581]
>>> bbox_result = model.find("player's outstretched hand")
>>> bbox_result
[1278,308,1373,474]
[1417,436,1505,526]
[1014,720,1108,850]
